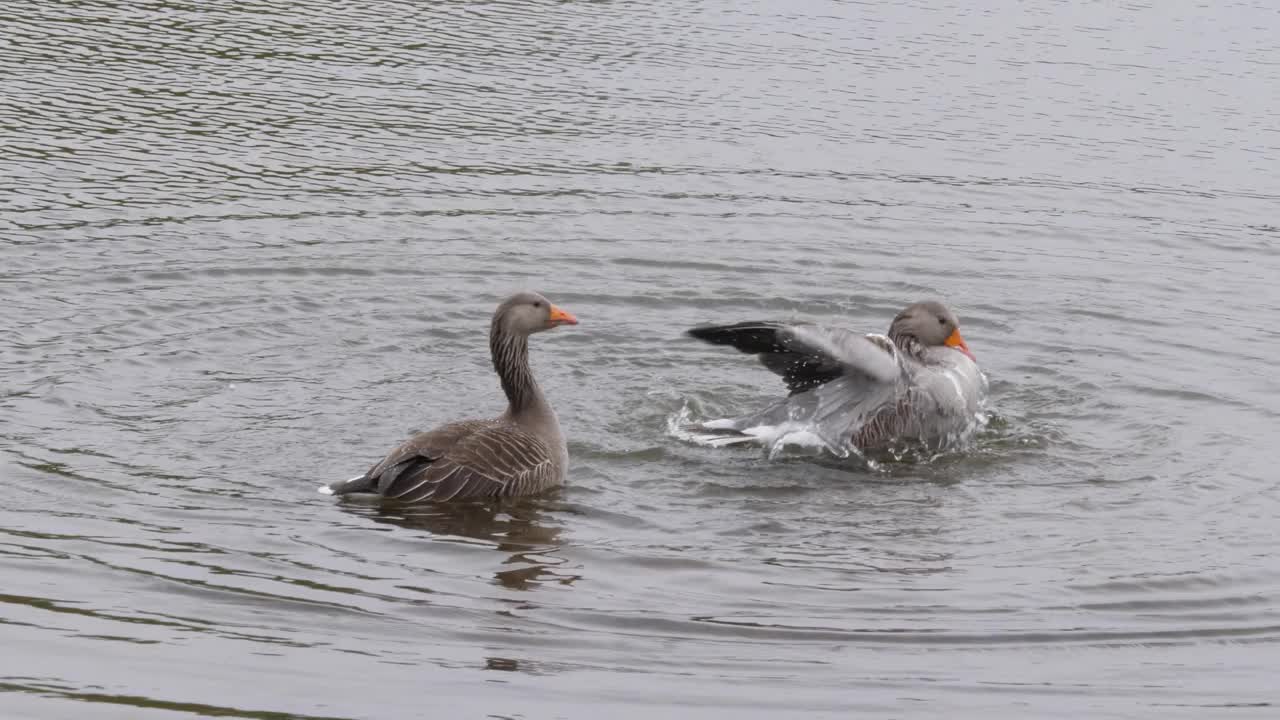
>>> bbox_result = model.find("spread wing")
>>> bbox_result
[686,321,902,394]
[363,420,556,503]
[685,321,912,452]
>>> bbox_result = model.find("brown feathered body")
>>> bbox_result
[321,292,573,502]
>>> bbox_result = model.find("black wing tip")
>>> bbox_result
[685,324,720,341]
[686,321,782,336]
[685,322,790,353]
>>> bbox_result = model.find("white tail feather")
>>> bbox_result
[318,474,365,496]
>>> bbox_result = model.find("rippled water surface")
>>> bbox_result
[4,1,1280,717]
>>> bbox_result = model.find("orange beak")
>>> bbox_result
[944,328,974,360]
[548,304,578,327]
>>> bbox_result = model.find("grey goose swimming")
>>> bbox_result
[320,292,578,502]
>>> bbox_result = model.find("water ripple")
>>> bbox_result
[4,0,1280,717]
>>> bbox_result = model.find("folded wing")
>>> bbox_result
[359,420,555,503]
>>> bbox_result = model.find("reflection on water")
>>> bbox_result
[355,498,574,591]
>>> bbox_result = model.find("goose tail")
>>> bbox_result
[318,474,373,496]
[680,421,762,448]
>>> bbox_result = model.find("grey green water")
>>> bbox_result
[3,1,1279,717]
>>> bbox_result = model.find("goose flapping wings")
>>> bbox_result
[686,301,987,454]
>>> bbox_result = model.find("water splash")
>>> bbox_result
[668,399,996,467]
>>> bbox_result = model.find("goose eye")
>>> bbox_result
[937,317,946,325]
[533,302,543,308]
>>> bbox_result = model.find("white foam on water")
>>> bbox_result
[666,402,850,457]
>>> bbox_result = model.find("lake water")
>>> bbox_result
[3,1,1279,717]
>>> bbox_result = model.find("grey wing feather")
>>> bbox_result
[693,327,908,452]
[754,328,908,440]
[375,423,556,502]
[364,420,487,486]
[782,326,902,385]
[687,321,901,394]
[324,419,489,499]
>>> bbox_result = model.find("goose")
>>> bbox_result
[320,292,578,502]
[684,301,987,454]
